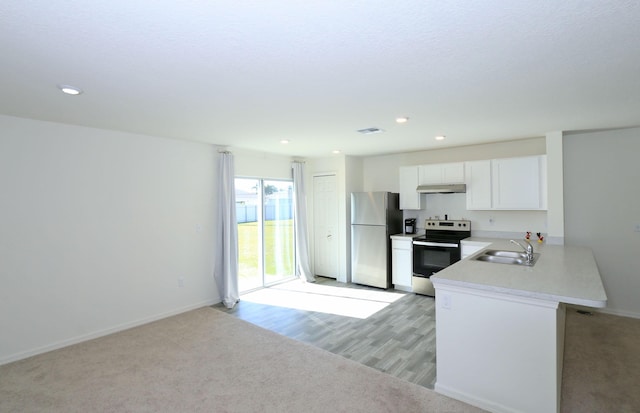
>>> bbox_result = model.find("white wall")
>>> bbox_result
[0,115,219,364]
[361,138,548,235]
[545,131,565,243]
[233,147,294,180]
[564,128,640,318]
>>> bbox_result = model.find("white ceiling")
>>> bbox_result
[2,1,639,158]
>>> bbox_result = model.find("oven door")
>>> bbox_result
[412,241,461,277]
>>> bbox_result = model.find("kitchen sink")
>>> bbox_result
[473,250,540,266]
[483,250,528,259]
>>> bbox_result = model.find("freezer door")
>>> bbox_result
[351,224,389,289]
[351,192,387,226]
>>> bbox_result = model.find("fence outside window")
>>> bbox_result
[236,200,292,223]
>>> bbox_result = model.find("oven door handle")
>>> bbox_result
[413,241,459,248]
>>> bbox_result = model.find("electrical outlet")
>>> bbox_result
[635,223,640,233]
[441,293,452,309]
[489,216,495,226]
[178,277,185,287]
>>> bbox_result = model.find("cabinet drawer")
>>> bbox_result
[392,239,413,250]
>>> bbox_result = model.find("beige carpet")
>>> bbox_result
[0,307,484,413]
[561,309,640,413]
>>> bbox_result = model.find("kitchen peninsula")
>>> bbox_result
[431,239,607,413]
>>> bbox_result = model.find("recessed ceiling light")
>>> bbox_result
[395,117,409,124]
[57,84,83,95]
[280,139,290,144]
[435,135,446,141]
[332,150,341,154]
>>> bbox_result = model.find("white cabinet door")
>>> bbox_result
[492,156,544,209]
[442,163,465,183]
[419,162,464,185]
[391,238,412,289]
[466,156,547,210]
[418,164,442,185]
[399,166,422,210]
[465,160,493,210]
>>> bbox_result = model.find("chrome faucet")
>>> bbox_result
[510,239,534,264]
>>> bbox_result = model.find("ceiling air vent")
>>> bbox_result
[357,127,385,135]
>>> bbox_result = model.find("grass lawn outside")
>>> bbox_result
[238,220,295,291]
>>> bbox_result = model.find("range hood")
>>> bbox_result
[416,183,466,194]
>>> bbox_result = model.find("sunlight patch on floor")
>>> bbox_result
[241,280,406,319]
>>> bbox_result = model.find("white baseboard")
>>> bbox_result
[0,298,220,366]
[434,382,519,413]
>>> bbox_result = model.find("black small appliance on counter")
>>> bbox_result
[404,218,417,234]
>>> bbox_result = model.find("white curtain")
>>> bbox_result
[292,161,315,283]
[214,151,240,308]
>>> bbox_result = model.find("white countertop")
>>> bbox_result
[390,233,421,240]
[432,238,608,308]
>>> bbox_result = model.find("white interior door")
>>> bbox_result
[313,174,338,278]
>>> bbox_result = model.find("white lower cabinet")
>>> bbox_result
[391,237,413,291]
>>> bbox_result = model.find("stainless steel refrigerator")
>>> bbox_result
[350,192,403,289]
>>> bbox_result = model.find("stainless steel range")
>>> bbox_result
[412,219,471,296]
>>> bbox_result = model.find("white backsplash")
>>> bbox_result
[402,193,547,238]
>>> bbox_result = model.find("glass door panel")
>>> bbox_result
[236,178,262,292]
[235,178,295,293]
[263,180,294,285]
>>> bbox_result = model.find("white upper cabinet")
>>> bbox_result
[418,164,442,184]
[442,163,465,183]
[399,166,422,210]
[492,155,546,210]
[465,160,492,210]
[418,162,465,185]
[465,155,547,210]
[402,157,547,211]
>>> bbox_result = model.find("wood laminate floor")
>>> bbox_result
[213,277,437,388]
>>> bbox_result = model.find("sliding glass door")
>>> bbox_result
[236,178,295,292]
